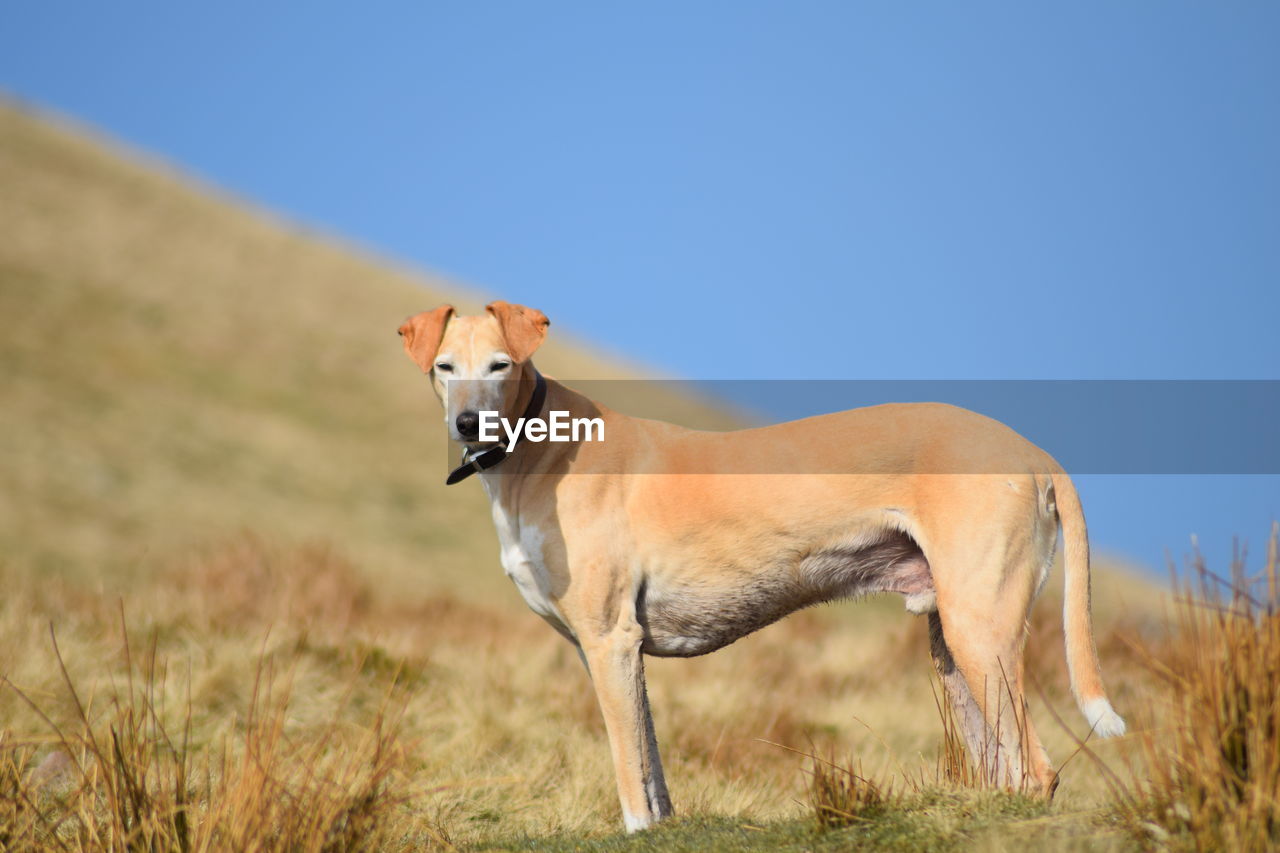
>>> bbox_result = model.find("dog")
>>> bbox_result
[398,301,1125,832]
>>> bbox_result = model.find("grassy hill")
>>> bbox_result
[0,100,735,597]
[0,101,1197,851]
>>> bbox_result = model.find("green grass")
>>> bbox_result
[477,792,1122,852]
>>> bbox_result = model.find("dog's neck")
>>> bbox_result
[474,376,603,503]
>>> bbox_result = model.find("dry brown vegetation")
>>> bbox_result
[1107,529,1280,850]
[3,101,1277,850]
[0,533,1166,850]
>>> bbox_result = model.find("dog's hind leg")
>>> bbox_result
[928,537,1057,795]
[928,611,991,765]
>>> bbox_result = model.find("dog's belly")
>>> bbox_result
[638,531,932,657]
[638,575,819,656]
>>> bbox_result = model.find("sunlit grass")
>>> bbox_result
[1107,525,1280,850]
[0,533,1160,850]
[5,100,1275,851]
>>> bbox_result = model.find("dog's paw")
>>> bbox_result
[1084,698,1127,738]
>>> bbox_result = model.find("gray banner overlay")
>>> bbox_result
[437,380,1280,475]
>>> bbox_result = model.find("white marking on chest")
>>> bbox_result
[489,502,570,634]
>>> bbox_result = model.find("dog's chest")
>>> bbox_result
[489,503,571,636]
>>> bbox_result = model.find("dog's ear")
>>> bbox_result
[485,301,550,363]
[398,305,455,373]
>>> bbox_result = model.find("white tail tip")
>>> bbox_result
[1083,698,1127,738]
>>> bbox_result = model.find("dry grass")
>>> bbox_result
[806,754,895,829]
[1,630,411,851]
[0,545,421,851]
[0,533,1158,850]
[4,98,1275,850]
[1109,525,1280,851]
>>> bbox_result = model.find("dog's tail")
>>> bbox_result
[1051,470,1126,738]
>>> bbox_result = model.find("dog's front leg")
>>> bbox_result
[580,620,672,832]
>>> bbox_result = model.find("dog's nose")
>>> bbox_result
[455,410,481,440]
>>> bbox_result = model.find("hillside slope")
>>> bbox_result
[0,101,1167,848]
[0,101,727,596]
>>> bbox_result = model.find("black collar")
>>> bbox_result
[446,371,548,485]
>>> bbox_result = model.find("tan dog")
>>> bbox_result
[398,302,1125,832]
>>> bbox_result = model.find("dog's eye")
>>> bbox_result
[489,361,511,373]
[434,362,453,373]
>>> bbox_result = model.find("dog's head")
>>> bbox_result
[398,301,549,444]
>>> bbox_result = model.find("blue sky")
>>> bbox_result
[3,3,1277,569]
